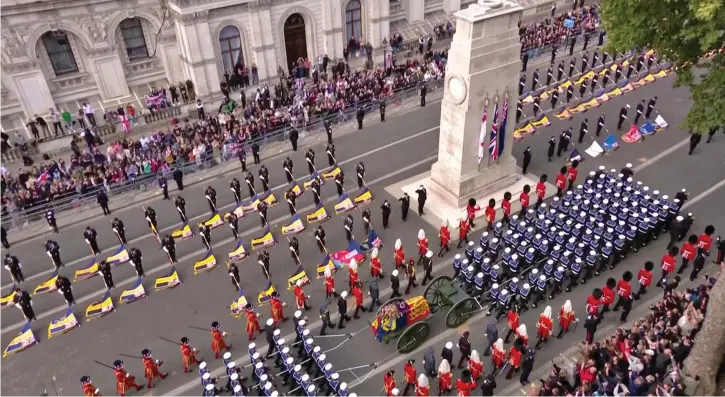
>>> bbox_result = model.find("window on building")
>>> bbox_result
[219,26,243,73]
[120,18,149,60]
[42,31,79,75]
[345,0,362,45]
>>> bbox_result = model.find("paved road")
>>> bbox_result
[3,55,725,396]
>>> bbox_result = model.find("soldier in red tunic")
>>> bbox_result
[370,248,384,278]
[81,376,101,396]
[514,324,529,347]
[600,279,616,313]
[245,304,261,341]
[438,221,451,257]
[505,340,523,379]
[501,192,512,224]
[348,259,359,290]
[270,291,288,325]
[383,370,397,396]
[634,261,654,299]
[467,350,483,380]
[518,185,531,217]
[394,239,405,269]
[416,229,429,265]
[437,359,453,395]
[555,167,567,197]
[456,369,477,396]
[484,199,496,231]
[657,246,679,287]
[352,281,366,318]
[457,219,471,248]
[503,305,520,343]
[141,349,168,388]
[534,306,553,349]
[294,280,311,311]
[114,360,143,396]
[491,339,506,371]
[416,374,430,396]
[179,337,201,373]
[557,300,576,339]
[210,321,231,359]
[324,267,336,298]
[402,359,417,395]
[566,160,579,190]
[536,175,547,206]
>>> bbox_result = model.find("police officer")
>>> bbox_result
[419,83,427,107]
[4,253,24,283]
[362,208,372,236]
[306,149,316,174]
[257,201,268,228]
[343,215,354,242]
[112,217,127,245]
[381,200,392,229]
[162,235,177,263]
[415,185,427,216]
[326,143,336,167]
[158,174,169,200]
[99,260,115,289]
[356,106,364,129]
[205,186,218,214]
[84,226,101,256]
[129,247,144,277]
[226,213,240,240]
[379,99,386,122]
[97,189,111,214]
[199,223,212,250]
[259,165,270,192]
[289,237,301,265]
[245,171,256,197]
[283,157,294,184]
[228,262,241,291]
[46,209,59,233]
[356,162,366,189]
[55,274,75,306]
[315,226,326,253]
[175,196,187,223]
[258,250,271,279]
[231,178,242,203]
[324,119,333,144]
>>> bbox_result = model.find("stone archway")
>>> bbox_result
[283,13,308,74]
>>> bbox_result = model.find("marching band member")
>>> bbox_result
[394,239,405,269]
[557,300,576,339]
[180,337,201,373]
[114,360,143,396]
[437,359,453,395]
[534,306,553,349]
[210,321,231,359]
[467,350,484,380]
[438,220,451,257]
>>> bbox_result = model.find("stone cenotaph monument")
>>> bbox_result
[393,0,547,225]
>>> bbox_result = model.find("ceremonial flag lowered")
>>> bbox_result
[585,141,604,158]
[74,258,100,282]
[251,229,276,250]
[193,252,218,275]
[478,105,488,163]
[497,98,509,159]
[3,322,37,357]
[172,223,194,240]
[622,125,642,143]
[304,172,324,190]
[85,291,115,321]
[204,213,223,228]
[334,193,356,214]
[568,148,584,163]
[602,134,620,151]
[106,245,130,266]
[287,266,310,290]
[230,290,249,318]
[262,191,278,207]
[514,123,536,140]
[257,281,276,305]
[154,266,181,291]
[316,255,336,278]
[281,215,306,235]
[233,203,245,218]
[0,288,18,309]
[361,229,383,251]
[488,103,500,162]
[48,307,79,339]
[654,115,668,130]
[119,278,147,304]
[290,182,304,198]
[331,240,366,268]
[640,120,657,136]
[306,204,330,224]
[228,240,249,262]
[34,271,59,295]
[354,188,373,205]
[322,165,342,181]
[241,195,261,213]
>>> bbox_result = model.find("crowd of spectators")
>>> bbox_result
[519,4,600,53]
[528,272,719,397]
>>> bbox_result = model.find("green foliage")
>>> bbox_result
[600,0,725,134]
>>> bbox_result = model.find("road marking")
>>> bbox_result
[681,178,725,208]
[633,137,690,172]
[1,127,440,292]
[1,155,437,336]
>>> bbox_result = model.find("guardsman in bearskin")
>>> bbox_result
[634,261,654,299]
[141,349,168,388]
[245,304,262,341]
[505,339,524,380]
[383,370,397,396]
[210,321,232,359]
[557,300,576,339]
[402,359,417,396]
[270,291,288,325]
[114,360,143,396]
[438,220,451,257]
[503,303,520,344]
[394,239,405,269]
[456,369,477,396]
[180,337,202,373]
[81,376,101,396]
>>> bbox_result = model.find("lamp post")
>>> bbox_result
[382,37,389,69]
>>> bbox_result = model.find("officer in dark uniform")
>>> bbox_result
[596,114,605,136]
[522,147,532,174]
[324,119,333,144]
[55,274,75,306]
[46,209,59,233]
[112,218,126,245]
[162,235,177,263]
[634,100,645,124]
[568,58,576,77]
[238,149,248,173]
[617,105,629,130]
[522,52,529,72]
[326,143,336,167]
[1,226,9,248]
[289,237,300,264]
[158,174,169,200]
[592,50,599,67]
[550,46,557,66]
[645,97,658,119]
[578,119,588,144]
[230,178,242,203]
[258,250,271,279]
[173,196,186,223]
[228,262,241,291]
[547,136,556,162]
[602,51,610,66]
[334,171,345,197]
[602,69,611,87]
[99,260,114,289]
[257,201,268,228]
[14,289,35,321]
[516,100,524,123]
[226,213,239,240]
[566,84,574,103]
[356,162,366,189]
[4,253,24,283]
[569,36,577,56]
[421,250,434,285]
[311,179,322,206]
[289,127,299,151]
[419,84,427,107]
[533,97,541,117]
[546,67,554,86]
[45,239,62,269]
[356,107,364,129]
[557,61,564,81]
[84,226,101,256]
[550,90,559,110]
[337,293,351,328]
[379,99,386,122]
[614,65,623,83]
[579,78,588,99]
[251,142,261,164]
[97,189,111,214]
[129,247,144,277]
[315,225,326,253]
[390,269,402,299]
[305,149,316,174]
[343,215,354,242]
[531,69,540,91]
[415,185,427,216]
[581,54,589,73]
[399,193,410,221]
[283,157,294,184]
[557,129,571,157]
[173,167,184,191]
[319,303,335,336]
[285,189,297,216]
[518,75,526,96]
[259,165,270,192]
[144,206,158,231]
[245,171,256,197]
[381,200,391,229]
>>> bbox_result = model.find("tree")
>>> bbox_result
[683,273,725,395]
[600,0,725,134]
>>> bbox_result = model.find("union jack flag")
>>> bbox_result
[488,103,499,161]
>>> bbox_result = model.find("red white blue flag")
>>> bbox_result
[497,98,509,160]
[488,103,500,161]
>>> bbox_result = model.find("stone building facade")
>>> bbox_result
[1,0,565,138]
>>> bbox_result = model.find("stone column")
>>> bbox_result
[174,11,221,98]
[443,0,462,14]
[248,1,279,81]
[3,61,56,122]
[406,0,425,22]
[157,32,185,84]
[321,0,344,59]
[86,47,132,101]
[429,0,523,207]
[367,0,390,51]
